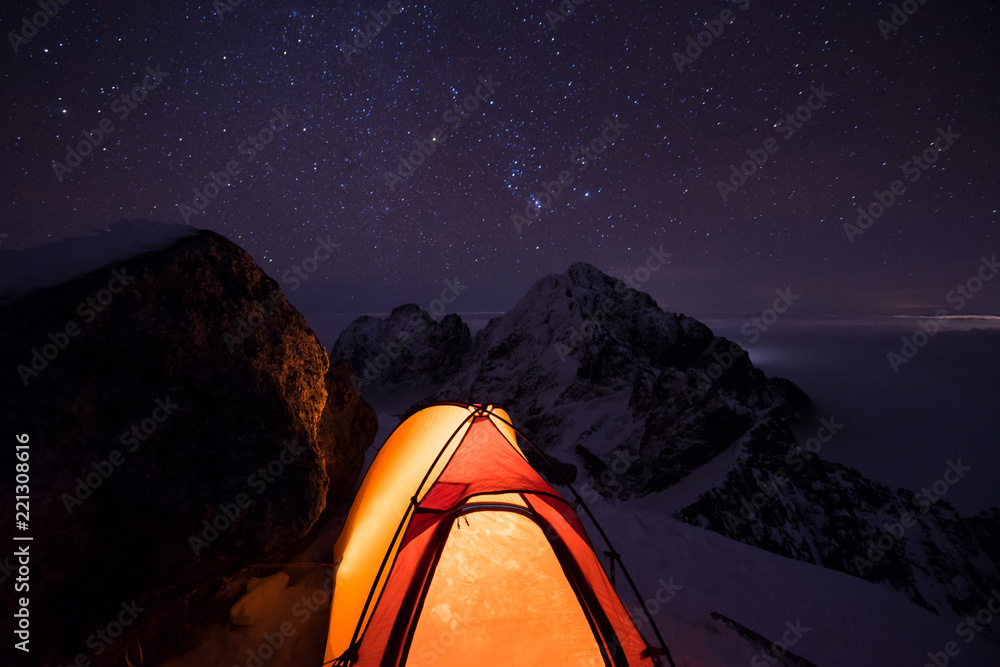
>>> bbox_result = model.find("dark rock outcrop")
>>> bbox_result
[330,303,472,394]
[709,612,820,667]
[970,507,1000,567]
[318,359,379,511]
[675,420,1000,620]
[0,226,375,667]
[419,262,801,497]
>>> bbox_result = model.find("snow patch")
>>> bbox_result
[0,219,196,302]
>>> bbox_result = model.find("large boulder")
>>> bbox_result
[0,224,376,666]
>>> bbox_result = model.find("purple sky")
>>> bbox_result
[2,0,998,322]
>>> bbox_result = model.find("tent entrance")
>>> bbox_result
[323,404,675,667]
[403,509,606,667]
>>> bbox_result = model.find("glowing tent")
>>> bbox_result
[323,403,674,667]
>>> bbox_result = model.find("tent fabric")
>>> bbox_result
[406,510,606,667]
[323,403,660,666]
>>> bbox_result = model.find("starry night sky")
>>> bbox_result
[2,0,998,323]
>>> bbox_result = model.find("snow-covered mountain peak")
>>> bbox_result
[331,261,1000,627]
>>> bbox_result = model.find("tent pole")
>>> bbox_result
[330,411,477,664]
[487,410,678,667]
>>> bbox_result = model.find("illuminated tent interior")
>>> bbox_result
[323,403,675,667]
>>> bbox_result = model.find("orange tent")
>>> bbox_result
[323,403,674,666]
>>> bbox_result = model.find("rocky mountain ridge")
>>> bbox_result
[330,261,1000,622]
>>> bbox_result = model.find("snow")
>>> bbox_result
[585,495,1000,666]
[230,572,293,626]
[0,219,196,302]
[647,431,751,515]
[162,260,1000,666]
[351,405,1000,665]
[160,400,1000,666]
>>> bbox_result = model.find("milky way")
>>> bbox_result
[2,0,997,318]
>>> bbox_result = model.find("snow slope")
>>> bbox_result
[332,262,1000,663]
[591,494,1000,667]
[362,406,1000,666]
[0,219,195,302]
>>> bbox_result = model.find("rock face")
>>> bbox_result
[675,427,1000,620]
[0,226,376,667]
[425,262,801,498]
[319,360,380,510]
[330,303,472,393]
[970,508,1000,566]
[708,612,820,667]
